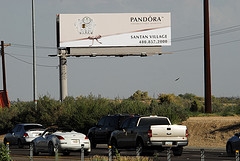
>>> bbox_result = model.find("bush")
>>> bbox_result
[0,143,12,161]
[0,93,238,135]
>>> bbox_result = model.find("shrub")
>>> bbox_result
[0,143,12,161]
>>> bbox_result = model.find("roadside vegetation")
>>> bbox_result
[0,143,12,161]
[0,90,240,135]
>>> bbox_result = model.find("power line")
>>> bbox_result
[5,52,58,68]
[173,24,240,42]
[167,38,240,54]
[10,43,57,50]
[5,24,240,60]
[6,52,57,59]
[9,24,240,49]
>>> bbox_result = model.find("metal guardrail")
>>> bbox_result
[5,142,240,161]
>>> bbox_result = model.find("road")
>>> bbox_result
[8,145,237,161]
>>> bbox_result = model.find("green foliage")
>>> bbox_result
[114,99,149,115]
[37,95,62,126]
[158,94,175,104]
[0,93,239,135]
[129,90,150,101]
[0,143,12,161]
[57,95,113,133]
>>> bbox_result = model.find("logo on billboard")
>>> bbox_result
[75,16,95,34]
[74,17,102,46]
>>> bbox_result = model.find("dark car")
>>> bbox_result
[3,123,45,148]
[87,114,130,148]
[226,132,240,156]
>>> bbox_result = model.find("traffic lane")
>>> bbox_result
[117,148,234,161]
[9,146,235,161]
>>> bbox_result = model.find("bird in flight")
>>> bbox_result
[175,77,180,81]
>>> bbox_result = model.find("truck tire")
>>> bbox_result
[110,139,118,156]
[3,138,8,146]
[172,147,183,156]
[136,139,144,156]
[226,142,234,156]
[88,134,97,149]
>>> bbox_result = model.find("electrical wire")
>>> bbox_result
[173,24,240,42]
[5,24,240,61]
[5,52,59,68]
[10,43,57,50]
[167,39,240,54]
[9,24,240,50]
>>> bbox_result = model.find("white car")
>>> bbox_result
[32,127,91,156]
[4,123,45,148]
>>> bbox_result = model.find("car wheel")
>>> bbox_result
[84,151,90,156]
[110,139,118,156]
[3,138,8,146]
[18,139,24,148]
[32,143,39,156]
[88,134,96,149]
[226,142,234,156]
[48,142,55,156]
[172,146,183,156]
[136,139,144,156]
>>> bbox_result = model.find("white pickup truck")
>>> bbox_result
[109,115,188,156]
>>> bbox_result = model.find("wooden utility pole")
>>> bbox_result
[204,0,212,113]
[0,41,10,107]
[1,41,7,92]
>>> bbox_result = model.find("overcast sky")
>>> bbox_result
[0,0,240,101]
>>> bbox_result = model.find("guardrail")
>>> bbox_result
[5,142,240,161]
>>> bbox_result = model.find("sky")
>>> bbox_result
[0,0,240,101]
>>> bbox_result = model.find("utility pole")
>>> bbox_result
[1,41,11,107]
[204,0,212,113]
[32,0,37,108]
[1,41,7,92]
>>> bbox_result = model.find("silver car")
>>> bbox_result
[3,123,45,148]
[32,126,91,156]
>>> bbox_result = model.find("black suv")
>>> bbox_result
[87,114,130,148]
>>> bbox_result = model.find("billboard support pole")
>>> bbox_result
[59,49,68,102]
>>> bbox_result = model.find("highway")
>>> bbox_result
[9,145,236,161]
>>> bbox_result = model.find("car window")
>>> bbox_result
[12,125,19,133]
[16,126,22,132]
[121,118,130,129]
[128,117,138,128]
[138,118,170,126]
[24,125,44,131]
[97,117,106,127]
[105,116,118,127]
[118,116,130,127]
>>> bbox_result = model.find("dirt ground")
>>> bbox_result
[182,116,240,148]
[1,116,240,149]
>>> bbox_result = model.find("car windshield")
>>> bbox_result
[24,125,44,131]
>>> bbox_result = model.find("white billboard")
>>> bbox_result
[58,13,171,48]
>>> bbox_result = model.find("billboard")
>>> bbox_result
[58,13,171,48]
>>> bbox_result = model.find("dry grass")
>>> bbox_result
[182,116,240,148]
[90,155,153,161]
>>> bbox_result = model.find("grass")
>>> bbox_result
[90,155,154,161]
